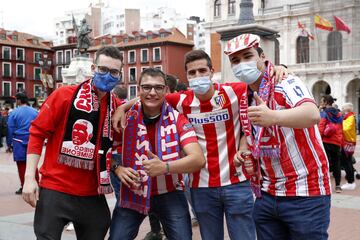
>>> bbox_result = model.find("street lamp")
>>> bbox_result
[38,52,53,98]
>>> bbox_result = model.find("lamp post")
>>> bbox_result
[38,52,53,99]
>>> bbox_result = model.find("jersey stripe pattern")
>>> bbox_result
[166,83,248,188]
[258,75,331,196]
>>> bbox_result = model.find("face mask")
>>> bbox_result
[232,61,261,85]
[188,76,211,95]
[93,72,120,92]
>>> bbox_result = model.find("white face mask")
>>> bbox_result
[188,76,211,95]
[232,61,262,85]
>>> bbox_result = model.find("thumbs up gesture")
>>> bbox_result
[142,151,167,177]
[247,92,276,127]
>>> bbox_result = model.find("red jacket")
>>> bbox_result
[318,107,343,147]
[28,85,122,196]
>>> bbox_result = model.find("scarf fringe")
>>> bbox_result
[120,200,149,215]
[58,156,95,170]
[98,185,113,194]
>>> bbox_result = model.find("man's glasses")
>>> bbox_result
[97,66,121,78]
[140,84,166,94]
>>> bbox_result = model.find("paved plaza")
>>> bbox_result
[1,140,360,240]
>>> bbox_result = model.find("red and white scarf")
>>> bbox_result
[58,79,115,194]
[239,61,281,197]
[120,101,180,214]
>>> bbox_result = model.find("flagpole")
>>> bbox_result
[315,25,322,62]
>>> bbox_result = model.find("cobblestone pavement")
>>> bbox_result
[1,139,360,240]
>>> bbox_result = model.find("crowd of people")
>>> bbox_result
[0,34,357,240]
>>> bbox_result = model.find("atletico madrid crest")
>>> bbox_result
[214,94,226,107]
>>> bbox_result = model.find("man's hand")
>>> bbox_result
[248,92,277,127]
[270,65,292,83]
[112,106,126,133]
[22,176,39,208]
[143,151,167,177]
[114,166,140,188]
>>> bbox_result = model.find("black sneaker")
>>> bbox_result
[15,187,23,195]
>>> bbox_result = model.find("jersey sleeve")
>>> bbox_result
[176,113,198,148]
[278,75,316,108]
[165,92,181,109]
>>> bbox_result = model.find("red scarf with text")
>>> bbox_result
[239,61,280,197]
[120,101,180,214]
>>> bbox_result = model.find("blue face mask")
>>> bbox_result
[93,72,120,92]
[189,76,211,95]
[232,61,261,85]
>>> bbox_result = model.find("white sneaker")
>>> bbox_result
[65,222,74,231]
[341,182,356,190]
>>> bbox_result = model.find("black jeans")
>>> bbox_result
[34,188,111,240]
[324,143,341,186]
[341,149,355,183]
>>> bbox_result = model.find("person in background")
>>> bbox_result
[7,92,39,194]
[318,95,343,193]
[340,102,357,190]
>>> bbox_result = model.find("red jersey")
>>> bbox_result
[28,85,123,196]
[253,75,331,196]
[145,111,198,195]
[166,83,248,188]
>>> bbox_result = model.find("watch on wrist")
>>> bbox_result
[111,163,120,172]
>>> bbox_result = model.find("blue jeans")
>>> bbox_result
[109,190,192,240]
[190,181,255,240]
[253,192,331,240]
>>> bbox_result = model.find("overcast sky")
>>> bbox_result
[0,0,206,39]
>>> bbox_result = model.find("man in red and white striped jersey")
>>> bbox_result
[225,33,331,240]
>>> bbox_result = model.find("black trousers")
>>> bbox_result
[324,143,341,186]
[34,188,111,240]
[341,149,355,183]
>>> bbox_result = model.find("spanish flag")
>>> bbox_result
[314,14,333,31]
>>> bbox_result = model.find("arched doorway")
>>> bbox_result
[312,81,331,105]
[346,78,360,116]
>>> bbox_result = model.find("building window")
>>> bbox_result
[141,49,148,62]
[128,50,136,64]
[34,67,42,80]
[129,85,137,99]
[57,66,63,80]
[141,66,149,72]
[73,49,78,56]
[154,65,162,71]
[153,47,161,62]
[16,64,25,78]
[65,50,72,64]
[124,38,128,44]
[16,82,25,92]
[16,48,25,61]
[214,0,221,17]
[56,51,63,64]
[112,37,117,44]
[129,67,137,83]
[2,63,11,77]
[34,52,41,63]
[327,31,342,61]
[228,0,236,15]
[296,36,309,63]
[147,35,152,40]
[2,82,11,97]
[2,46,11,60]
[0,34,6,40]
[34,85,43,98]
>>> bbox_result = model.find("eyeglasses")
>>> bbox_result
[140,84,166,94]
[97,66,121,77]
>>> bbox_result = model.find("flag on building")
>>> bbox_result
[297,21,315,40]
[334,16,351,33]
[314,14,333,31]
